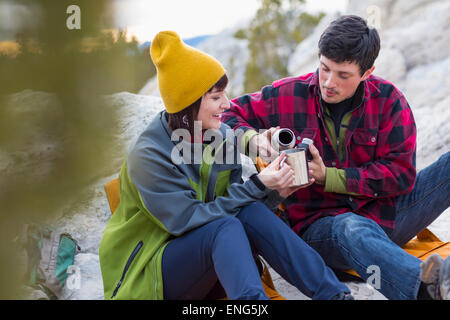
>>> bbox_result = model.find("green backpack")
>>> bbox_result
[19,223,80,299]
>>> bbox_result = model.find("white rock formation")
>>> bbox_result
[374,47,406,84]
[197,34,249,98]
[61,253,104,300]
[138,76,159,97]
[0,90,65,182]
[288,0,450,170]
[287,13,339,77]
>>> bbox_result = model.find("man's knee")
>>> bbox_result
[440,150,450,164]
[333,212,384,243]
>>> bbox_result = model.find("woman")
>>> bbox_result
[99,31,352,300]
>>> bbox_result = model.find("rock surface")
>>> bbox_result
[287,0,450,171]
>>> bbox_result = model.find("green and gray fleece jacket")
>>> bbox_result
[99,111,283,300]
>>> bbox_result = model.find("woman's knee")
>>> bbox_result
[183,217,245,251]
[237,201,273,224]
[240,202,268,215]
[208,216,245,238]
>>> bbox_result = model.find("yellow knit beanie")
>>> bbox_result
[150,31,226,114]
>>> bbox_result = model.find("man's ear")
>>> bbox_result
[361,65,375,81]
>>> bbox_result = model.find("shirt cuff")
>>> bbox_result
[245,174,271,198]
[249,173,266,191]
[324,167,361,196]
[240,129,259,156]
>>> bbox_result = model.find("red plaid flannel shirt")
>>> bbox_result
[222,71,417,236]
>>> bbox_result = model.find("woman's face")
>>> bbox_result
[196,88,229,130]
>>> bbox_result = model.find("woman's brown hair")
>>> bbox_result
[167,74,228,136]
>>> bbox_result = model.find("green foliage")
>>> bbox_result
[0,30,155,95]
[244,0,324,93]
[233,29,248,40]
[0,0,156,299]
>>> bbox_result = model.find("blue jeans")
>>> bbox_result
[161,202,349,300]
[301,151,450,300]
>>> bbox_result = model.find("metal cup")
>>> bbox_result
[283,148,310,186]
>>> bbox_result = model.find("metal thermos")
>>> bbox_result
[271,128,295,151]
[297,138,313,161]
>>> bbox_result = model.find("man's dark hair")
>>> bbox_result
[168,74,228,135]
[318,15,380,75]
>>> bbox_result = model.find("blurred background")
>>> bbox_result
[0,0,448,300]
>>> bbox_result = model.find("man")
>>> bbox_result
[222,15,450,300]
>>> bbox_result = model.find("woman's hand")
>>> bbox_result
[248,126,279,162]
[257,153,295,191]
[257,152,315,198]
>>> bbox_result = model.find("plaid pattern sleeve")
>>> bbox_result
[222,74,316,133]
[222,85,276,133]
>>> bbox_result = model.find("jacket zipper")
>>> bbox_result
[154,245,164,298]
[111,240,143,298]
[203,140,227,202]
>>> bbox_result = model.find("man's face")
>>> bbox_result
[318,55,374,104]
